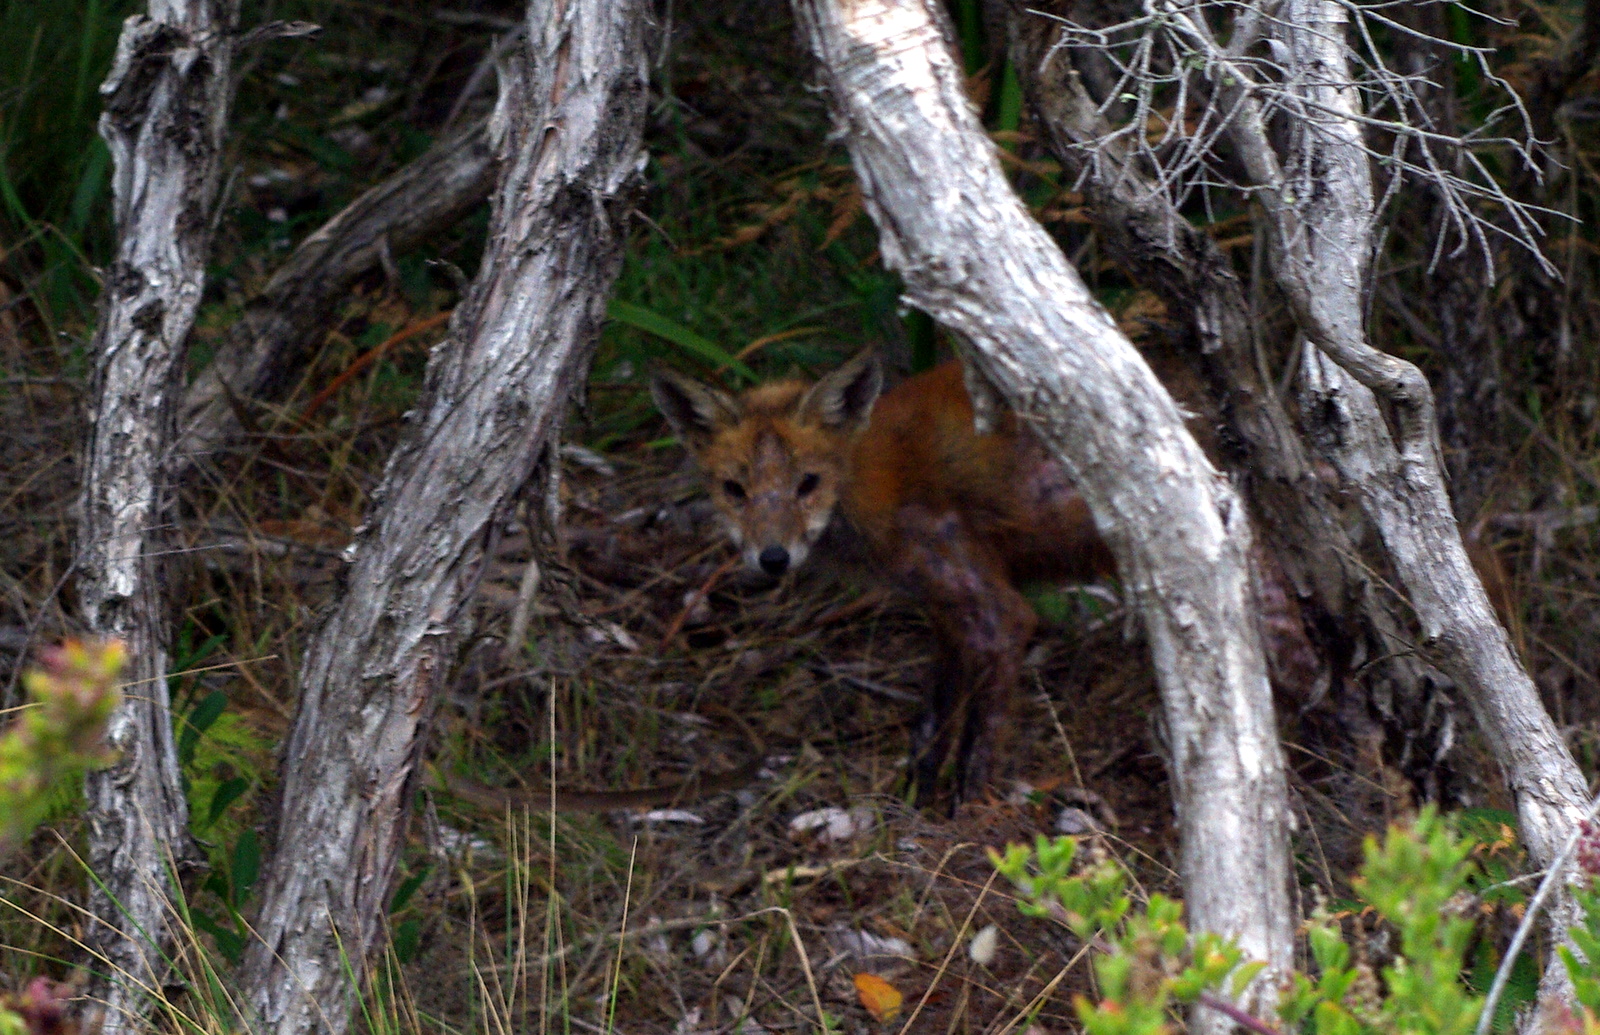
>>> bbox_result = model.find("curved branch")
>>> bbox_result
[998,0,1441,711]
[177,117,495,466]
[791,0,1295,1023]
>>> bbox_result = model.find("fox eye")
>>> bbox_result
[796,473,820,498]
[722,479,747,500]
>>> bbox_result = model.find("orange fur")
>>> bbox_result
[652,355,1113,800]
[849,362,1113,585]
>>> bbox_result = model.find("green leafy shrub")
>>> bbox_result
[992,808,1600,1035]
[0,638,123,848]
[991,833,1259,1035]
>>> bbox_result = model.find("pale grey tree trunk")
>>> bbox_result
[997,0,1361,636]
[1277,0,1587,893]
[177,117,496,467]
[998,0,1453,813]
[790,0,1294,1022]
[75,2,238,1030]
[234,3,650,1033]
[1153,0,1589,1013]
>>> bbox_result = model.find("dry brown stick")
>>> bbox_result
[297,309,453,421]
[809,586,891,627]
[659,555,737,653]
[178,118,494,467]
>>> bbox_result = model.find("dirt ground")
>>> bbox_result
[0,310,1531,1035]
[413,447,1182,1034]
[3,0,1595,1031]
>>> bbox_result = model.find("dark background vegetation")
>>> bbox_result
[0,0,1596,1031]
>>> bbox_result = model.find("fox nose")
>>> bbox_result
[758,546,790,576]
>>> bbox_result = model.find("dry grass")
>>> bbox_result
[1,0,1597,1032]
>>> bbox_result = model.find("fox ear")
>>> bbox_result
[799,351,883,432]
[649,368,741,453]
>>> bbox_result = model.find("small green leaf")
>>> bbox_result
[390,867,431,913]
[205,775,250,826]
[231,828,261,900]
[1231,960,1267,998]
[178,689,229,765]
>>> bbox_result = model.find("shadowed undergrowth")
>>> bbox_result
[0,0,1596,1031]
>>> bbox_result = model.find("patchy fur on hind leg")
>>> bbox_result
[890,506,1037,802]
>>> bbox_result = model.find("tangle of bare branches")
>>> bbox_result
[1028,0,1563,279]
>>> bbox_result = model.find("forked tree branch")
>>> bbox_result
[1223,0,1587,870]
[1012,0,1590,1019]
[997,0,1444,740]
[177,116,495,466]
[791,0,1294,1025]
[1201,0,1589,1019]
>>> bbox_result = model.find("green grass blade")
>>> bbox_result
[606,299,757,381]
[66,137,109,237]
[996,59,1022,136]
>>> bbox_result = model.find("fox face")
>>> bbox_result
[650,352,884,576]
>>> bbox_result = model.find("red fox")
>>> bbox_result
[651,353,1117,800]
[648,353,1526,809]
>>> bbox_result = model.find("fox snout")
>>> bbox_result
[758,546,789,575]
[727,526,809,577]
[729,488,821,578]
[750,542,809,577]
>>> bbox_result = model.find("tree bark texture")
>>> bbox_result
[76,3,238,1030]
[1267,0,1587,872]
[1155,0,1589,1011]
[234,3,649,1034]
[791,0,1295,1017]
[998,0,1354,628]
[177,117,495,466]
[999,0,1456,814]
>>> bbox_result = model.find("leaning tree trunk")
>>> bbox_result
[997,0,1453,827]
[75,3,238,1030]
[177,117,495,467]
[791,0,1295,1021]
[995,0,1358,633]
[1277,0,1588,906]
[1154,0,1590,1013]
[234,4,650,1034]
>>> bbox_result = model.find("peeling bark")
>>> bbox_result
[233,3,650,1034]
[998,0,1453,816]
[75,2,238,1030]
[1267,0,1587,876]
[1149,0,1590,1013]
[790,0,1294,1020]
[178,117,495,466]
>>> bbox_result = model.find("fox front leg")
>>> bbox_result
[891,506,1037,804]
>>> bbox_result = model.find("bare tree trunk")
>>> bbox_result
[234,3,650,1033]
[75,3,238,1030]
[177,117,495,466]
[997,0,1357,631]
[998,0,1452,823]
[1276,0,1584,869]
[790,0,1294,1020]
[1152,0,1589,1011]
